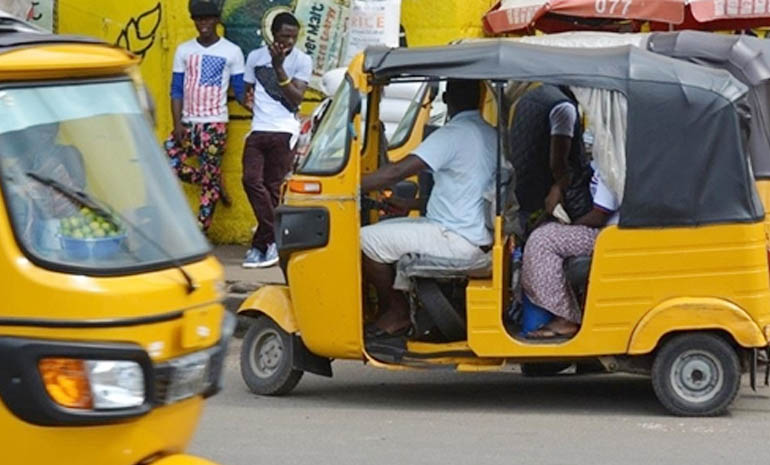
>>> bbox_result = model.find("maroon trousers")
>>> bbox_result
[242,131,293,250]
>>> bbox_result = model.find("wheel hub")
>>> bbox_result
[249,329,284,378]
[670,350,723,403]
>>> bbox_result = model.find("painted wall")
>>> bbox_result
[56,0,496,244]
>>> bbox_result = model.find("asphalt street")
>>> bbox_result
[190,339,770,465]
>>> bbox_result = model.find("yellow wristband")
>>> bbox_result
[278,78,292,87]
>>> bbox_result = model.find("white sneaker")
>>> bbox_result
[254,243,279,268]
[242,248,263,268]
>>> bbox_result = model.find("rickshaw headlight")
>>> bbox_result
[38,358,145,410]
[86,360,145,409]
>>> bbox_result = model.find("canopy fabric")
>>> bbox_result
[648,30,770,178]
[484,0,770,34]
[503,31,770,178]
[363,40,763,228]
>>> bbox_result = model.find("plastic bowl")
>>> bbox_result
[520,294,554,336]
[58,234,126,260]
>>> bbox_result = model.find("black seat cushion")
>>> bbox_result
[564,255,592,297]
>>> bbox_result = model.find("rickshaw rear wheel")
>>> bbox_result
[240,316,303,396]
[651,333,741,417]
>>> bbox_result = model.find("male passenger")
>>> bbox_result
[165,0,246,233]
[242,12,312,268]
[507,84,592,233]
[361,80,497,337]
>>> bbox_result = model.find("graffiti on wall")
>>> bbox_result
[115,2,162,60]
[0,0,55,30]
[221,0,295,56]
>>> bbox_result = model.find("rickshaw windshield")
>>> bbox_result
[388,83,428,149]
[298,77,352,175]
[0,79,210,274]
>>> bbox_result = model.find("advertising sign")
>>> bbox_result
[295,0,349,90]
[342,0,401,64]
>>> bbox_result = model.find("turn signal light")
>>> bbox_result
[288,180,322,194]
[38,358,93,409]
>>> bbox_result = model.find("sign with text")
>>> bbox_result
[342,0,401,64]
[295,0,350,91]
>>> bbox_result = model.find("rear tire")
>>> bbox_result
[651,333,741,416]
[520,362,572,377]
[240,316,303,396]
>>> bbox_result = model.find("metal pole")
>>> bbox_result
[495,81,504,217]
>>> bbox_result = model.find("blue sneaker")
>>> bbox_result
[242,248,263,269]
[255,243,279,268]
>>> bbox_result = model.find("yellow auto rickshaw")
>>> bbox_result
[238,39,770,416]
[1,15,231,464]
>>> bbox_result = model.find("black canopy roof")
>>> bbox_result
[648,30,770,179]
[364,40,764,228]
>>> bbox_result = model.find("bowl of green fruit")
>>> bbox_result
[58,207,126,260]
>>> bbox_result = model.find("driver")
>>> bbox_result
[360,79,497,337]
[0,123,85,243]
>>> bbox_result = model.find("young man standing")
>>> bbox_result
[165,0,246,233]
[242,12,312,268]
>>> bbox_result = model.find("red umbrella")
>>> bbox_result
[483,0,770,34]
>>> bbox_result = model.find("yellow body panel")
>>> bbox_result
[280,61,366,357]
[0,44,138,80]
[628,297,766,354]
[1,397,205,465]
[756,179,770,239]
[238,285,298,333]
[468,222,770,357]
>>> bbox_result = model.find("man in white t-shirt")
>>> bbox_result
[360,80,497,337]
[165,0,246,233]
[242,12,312,268]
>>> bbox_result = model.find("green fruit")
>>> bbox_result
[93,230,105,238]
[72,231,84,239]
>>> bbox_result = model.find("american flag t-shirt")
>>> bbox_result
[184,54,227,118]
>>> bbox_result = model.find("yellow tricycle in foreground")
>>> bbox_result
[0,14,231,464]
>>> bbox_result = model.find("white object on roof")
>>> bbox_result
[515,31,649,49]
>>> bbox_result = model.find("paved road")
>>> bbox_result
[190,339,770,465]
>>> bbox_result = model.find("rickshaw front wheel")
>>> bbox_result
[651,333,741,417]
[240,316,303,396]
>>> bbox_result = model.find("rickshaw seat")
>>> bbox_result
[564,255,592,298]
[392,253,492,291]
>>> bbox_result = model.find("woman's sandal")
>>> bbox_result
[525,326,578,340]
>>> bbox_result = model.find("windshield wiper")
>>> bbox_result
[26,172,198,294]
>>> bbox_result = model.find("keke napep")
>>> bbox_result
[238,38,770,416]
[0,14,231,465]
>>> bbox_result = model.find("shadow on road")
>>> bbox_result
[228,367,668,416]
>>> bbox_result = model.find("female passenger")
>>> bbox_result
[521,167,619,339]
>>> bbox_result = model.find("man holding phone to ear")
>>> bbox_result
[242,12,312,268]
